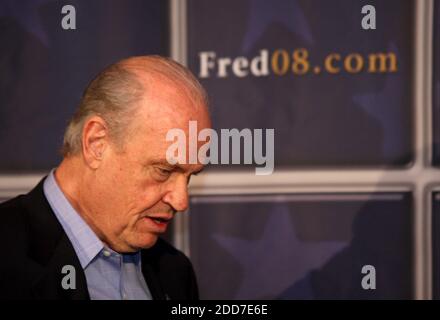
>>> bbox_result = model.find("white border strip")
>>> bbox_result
[190,193,406,204]
[414,0,433,300]
[170,0,189,255]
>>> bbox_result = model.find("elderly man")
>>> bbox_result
[0,56,211,300]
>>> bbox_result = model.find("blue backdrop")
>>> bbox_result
[0,0,168,171]
[190,193,413,299]
[188,0,414,168]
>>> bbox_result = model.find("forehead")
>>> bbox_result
[123,79,211,165]
[137,78,210,130]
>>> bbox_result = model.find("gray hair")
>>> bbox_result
[61,55,208,156]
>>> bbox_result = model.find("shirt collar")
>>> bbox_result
[43,169,104,268]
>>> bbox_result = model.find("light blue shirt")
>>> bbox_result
[43,169,152,300]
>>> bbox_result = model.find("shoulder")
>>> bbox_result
[0,193,26,212]
[0,193,38,261]
[0,194,36,298]
[0,195,28,243]
[0,178,47,238]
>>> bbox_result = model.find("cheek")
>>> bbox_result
[101,156,166,216]
[94,164,139,224]
[133,184,165,212]
[120,174,166,217]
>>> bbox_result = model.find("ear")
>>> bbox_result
[81,116,108,169]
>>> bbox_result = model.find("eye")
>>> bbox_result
[155,167,172,179]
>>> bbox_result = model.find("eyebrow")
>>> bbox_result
[193,167,204,175]
[150,160,204,175]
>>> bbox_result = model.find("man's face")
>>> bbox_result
[88,81,210,252]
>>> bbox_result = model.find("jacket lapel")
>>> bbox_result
[24,177,90,300]
[141,250,166,300]
[31,232,89,299]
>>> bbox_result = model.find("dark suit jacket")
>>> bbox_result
[0,178,199,300]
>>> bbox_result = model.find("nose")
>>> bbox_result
[162,176,189,212]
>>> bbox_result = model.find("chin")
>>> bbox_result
[132,233,159,250]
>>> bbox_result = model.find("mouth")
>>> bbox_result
[143,215,173,231]
[150,217,171,224]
